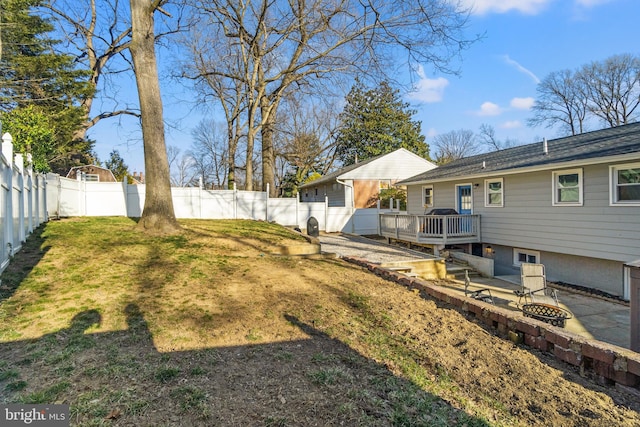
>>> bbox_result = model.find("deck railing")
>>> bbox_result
[379,213,480,244]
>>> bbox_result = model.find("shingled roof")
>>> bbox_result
[298,153,383,188]
[400,122,640,184]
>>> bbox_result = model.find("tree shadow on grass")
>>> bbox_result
[0,223,49,303]
[0,304,491,426]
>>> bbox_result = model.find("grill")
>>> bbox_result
[425,208,459,215]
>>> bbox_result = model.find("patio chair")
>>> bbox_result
[514,262,558,306]
[464,269,494,304]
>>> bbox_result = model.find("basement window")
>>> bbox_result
[513,248,540,266]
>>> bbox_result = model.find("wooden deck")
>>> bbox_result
[379,213,481,245]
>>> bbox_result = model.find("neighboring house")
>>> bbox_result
[299,148,437,208]
[66,165,117,182]
[389,123,640,299]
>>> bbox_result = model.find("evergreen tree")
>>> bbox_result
[104,149,130,182]
[335,80,430,165]
[0,0,94,173]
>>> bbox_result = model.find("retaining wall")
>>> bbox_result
[343,256,640,393]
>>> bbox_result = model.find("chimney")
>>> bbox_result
[543,137,548,155]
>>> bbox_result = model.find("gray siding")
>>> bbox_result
[408,164,640,263]
[492,244,623,296]
[300,180,347,207]
[475,164,640,263]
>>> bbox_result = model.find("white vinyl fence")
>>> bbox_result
[46,174,401,235]
[0,133,48,272]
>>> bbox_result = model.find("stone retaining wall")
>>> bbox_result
[343,256,640,392]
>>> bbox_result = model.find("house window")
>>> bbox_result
[513,248,540,266]
[484,178,503,207]
[422,185,433,207]
[552,168,582,206]
[610,163,640,205]
[84,174,100,182]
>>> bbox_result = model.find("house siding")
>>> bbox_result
[326,182,347,207]
[476,164,640,263]
[405,161,639,296]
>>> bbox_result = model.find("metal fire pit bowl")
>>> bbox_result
[522,303,573,328]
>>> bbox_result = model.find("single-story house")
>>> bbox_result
[66,165,117,182]
[299,148,437,208]
[387,123,640,298]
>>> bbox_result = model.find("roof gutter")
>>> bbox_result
[400,152,640,186]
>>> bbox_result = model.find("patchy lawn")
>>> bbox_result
[0,217,638,426]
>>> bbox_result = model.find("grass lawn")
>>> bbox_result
[0,217,638,426]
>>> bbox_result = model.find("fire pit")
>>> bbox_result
[521,303,573,328]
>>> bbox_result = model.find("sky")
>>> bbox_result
[87,0,640,174]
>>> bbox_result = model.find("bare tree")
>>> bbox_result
[580,54,640,127]
[478,124,518,151]
[167,145,197,186]
[527,69,589,136]
[185,0,476,196]
[432,129,478,164]
[130,0,179,233]
[41,0,137,141]
[41,0,188,141]
[528,54,640,135]
[189,119,229,189]
[275,96,340,194]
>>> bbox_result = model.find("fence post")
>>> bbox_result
[26,154,33,233]
[376,200,381,235]
[2,133,14,260]
[295,192,300,229]
[15,153,25,243]
[199,176,203,219]
[265,183,269,221]
[233,182,237,219]
[324,195,329,232]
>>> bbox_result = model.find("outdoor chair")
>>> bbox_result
[464,269,493,304]
[514,262,558,306]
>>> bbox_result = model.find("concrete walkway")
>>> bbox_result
[319,233,631,350]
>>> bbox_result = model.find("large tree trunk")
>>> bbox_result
[260,96,278,197]
[130,0,180,234]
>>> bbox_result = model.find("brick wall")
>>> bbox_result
[343,256,640,392]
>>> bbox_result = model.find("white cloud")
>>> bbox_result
[501,120,522,129]
[426,128,439,138]
[459,0,551,15]
[510,97,535,110]
[477,102,502,116]
[502,55,540,84]
[407,65,449,103]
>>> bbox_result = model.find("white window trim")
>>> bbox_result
[552,168,583,206]
[422,185,433,208]
[513,248,540,267]
[484,178,504,208]
[609,162,640,206]
[84,174,100,182]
